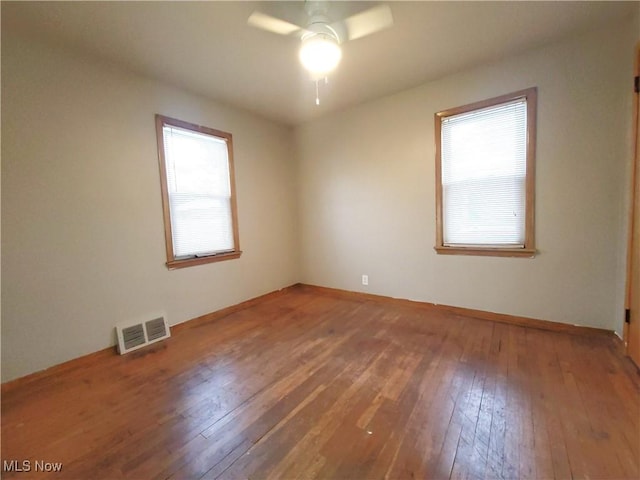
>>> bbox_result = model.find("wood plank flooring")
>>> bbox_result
[2,285,639,479]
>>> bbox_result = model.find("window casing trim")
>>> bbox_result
[155,114,242,269]
[434,87,537,257]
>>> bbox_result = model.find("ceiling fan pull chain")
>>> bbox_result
[316,79,320,105]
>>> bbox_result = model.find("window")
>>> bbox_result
[435,88,537,257]
[155,115,241,269]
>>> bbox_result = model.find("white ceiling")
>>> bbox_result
[3,1,637,126]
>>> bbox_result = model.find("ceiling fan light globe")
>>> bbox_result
[299,34,342,75]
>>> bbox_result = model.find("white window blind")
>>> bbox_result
[162,125,235,258]
[441,98,527,247]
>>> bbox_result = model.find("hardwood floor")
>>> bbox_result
[2,285,639,479]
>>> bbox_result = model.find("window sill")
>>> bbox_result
[434,246,536,258]
[166,250,242,269]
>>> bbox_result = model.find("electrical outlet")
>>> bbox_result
[362,274,369,286]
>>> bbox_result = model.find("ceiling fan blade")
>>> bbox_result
[332,4,394,42]
[248,11,302,36]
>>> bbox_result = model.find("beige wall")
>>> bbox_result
[1,33,300,381]
[295,19,637,334]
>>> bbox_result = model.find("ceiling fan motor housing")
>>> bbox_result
[304,1,340,41]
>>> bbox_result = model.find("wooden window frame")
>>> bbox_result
[155,114,241,269]
[434,87,537,258]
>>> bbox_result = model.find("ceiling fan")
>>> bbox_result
[247,1,394,104]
